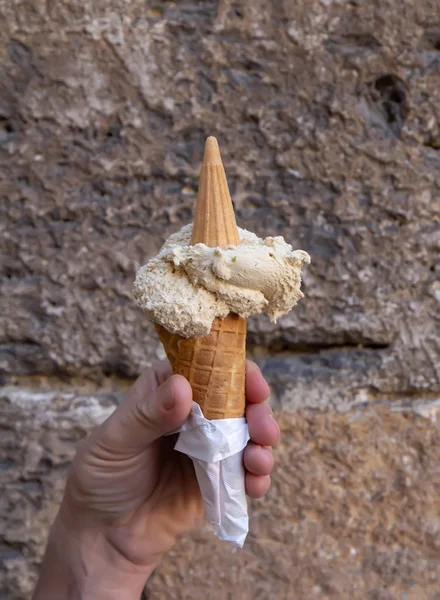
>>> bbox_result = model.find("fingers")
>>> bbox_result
[246,361,270,405]
[246,402,280,447]
[244,443,274,476]
[100,369,193,452]
[244,443,274,499]
[245,368,279,500]
[245,473,271,499]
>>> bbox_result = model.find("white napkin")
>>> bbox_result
[173,402,250,547]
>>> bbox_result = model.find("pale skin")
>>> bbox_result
[33,360,279,600]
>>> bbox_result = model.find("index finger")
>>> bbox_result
[246,360,270,405]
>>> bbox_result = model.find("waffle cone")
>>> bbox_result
[158,137,246,419]
[156,315,246,419]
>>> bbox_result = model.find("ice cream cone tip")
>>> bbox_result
[203,136,222,165]
[192,136,239,247]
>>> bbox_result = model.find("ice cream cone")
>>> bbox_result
[156,137,246,419]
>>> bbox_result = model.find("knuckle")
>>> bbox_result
[132,400,158,432]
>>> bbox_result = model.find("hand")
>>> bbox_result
[33,360,280,600]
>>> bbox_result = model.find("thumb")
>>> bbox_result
[101,373,193,452]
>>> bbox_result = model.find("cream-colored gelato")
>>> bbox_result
[133,224,310,338]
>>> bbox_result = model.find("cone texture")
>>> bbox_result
[158,137,246,419]
[156,315,246,419]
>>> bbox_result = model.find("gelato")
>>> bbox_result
[132,135,310,547]
[133,224,310,338]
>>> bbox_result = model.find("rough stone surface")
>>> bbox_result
[0,384,118,599]
[150,409,440,600]
[0,0,439,407]
[1,389,440,600]
[1,1,440,598]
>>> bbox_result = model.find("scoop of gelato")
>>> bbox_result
[133,224,310,338]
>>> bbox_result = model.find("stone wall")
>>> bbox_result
[1,1,439,598]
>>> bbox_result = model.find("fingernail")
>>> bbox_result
[158,379,175,411]
[246,360,261,374]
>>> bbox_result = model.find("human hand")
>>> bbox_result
[33,360,279,600]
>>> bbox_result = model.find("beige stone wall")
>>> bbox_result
[2,389,440,599]
[1,1,439,598]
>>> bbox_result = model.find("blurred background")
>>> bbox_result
[1,1,439,599]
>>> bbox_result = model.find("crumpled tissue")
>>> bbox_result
[173,402,250,547]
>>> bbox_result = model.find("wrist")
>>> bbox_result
[34,509,155,600]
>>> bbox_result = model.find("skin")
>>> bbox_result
[33,360,279,600]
